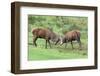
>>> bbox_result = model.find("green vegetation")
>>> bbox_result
[28,15,88,60]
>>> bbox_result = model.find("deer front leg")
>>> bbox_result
[55,39,59,45]
[45,40,48,49]
[33,36,37,47]
[48,40,51,48]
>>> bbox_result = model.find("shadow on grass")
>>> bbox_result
[28,42,87,55]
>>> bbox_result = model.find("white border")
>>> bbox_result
[20,7,95,70]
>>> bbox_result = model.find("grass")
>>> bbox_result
[28,32,88,61]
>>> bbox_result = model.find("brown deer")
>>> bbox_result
[31,28,61,48]
[60,30,82,50]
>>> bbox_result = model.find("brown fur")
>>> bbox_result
[62,30,81,50]
[32,28,60,48]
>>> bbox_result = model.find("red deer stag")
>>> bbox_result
[60,30,82,50]
[31,28,61,48]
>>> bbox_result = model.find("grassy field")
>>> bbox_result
[28,32,88,61]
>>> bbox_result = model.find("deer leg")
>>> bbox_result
[77,39,82,50]
[71,41,74,49]
[65,43,67,48]
[55,39,59,45]
[45,39,51,49]
[48,40,51,48]
[45,40,48,49]
[33,36,37,47]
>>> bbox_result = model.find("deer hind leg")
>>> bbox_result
[33,36,38,47]
[77,39,82,50]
